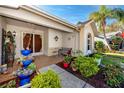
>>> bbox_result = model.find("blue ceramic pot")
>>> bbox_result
[22,59,32,68]
[19,77,30,86]
[18,74,29,79]
[21,50,32,56]
[18,74,30,86]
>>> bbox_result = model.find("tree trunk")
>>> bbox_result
[102,21,112,51]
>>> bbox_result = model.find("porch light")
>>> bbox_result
[13,31,16,37]
[54,36,59,41]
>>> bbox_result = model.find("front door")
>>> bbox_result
[34,34,42,53]
[23,33,43,56]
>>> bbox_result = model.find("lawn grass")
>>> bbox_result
[101,53,124,65]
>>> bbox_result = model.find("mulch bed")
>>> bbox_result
[56,61,110,88]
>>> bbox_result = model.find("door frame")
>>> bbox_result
[21,31,44,56]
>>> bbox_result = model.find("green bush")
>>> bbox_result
[31,70,61,88]
[104,64,124,87]
[75,56,99,78]
[95,41,104,53]
[111,36,123,45]
[64,56,72,64]
[75,56,85,69]
[111,36,123,50]
[122,60,124,63]
[111,44,119,50]
[79,57,99,78]
[93,54,103,59]
[0,80,16,88]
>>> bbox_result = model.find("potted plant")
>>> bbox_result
[63,56,72,68]
[22,59,33,68]
[16,68,33,86]
[31,69,61,88]
[27,63,36,71]
[70,61,78,71]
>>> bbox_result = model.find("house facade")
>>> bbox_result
[0,5,98,65]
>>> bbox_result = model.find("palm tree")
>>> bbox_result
[89,5,112,51]
[111,8,124,30]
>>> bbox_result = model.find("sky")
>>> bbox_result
[36,5,124,25]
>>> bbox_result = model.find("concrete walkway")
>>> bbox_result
[39,64,94,88]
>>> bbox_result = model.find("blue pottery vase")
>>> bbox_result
[21,50,32,56]
[19,75,30,86]
[22,59,32,68]
[20,78,30,86]
[18,74,29,79]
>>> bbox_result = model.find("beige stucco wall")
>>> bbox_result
[47,28,63,56]
[47,28,79,56]
[62,31,79,50]
[79,27,84,52]
[48,29,63,48]
[79,23,95,55]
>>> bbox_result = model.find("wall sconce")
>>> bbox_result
[54,36,59,41]
[13,31,16,37]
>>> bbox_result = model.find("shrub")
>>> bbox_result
[111,36,123,45]
[75,56,99,78]
[75,56,85,69]
[0,80,16,88]
[104,64,124,87]
[111,36,123,50]
[93,54,103,59]
[31,70,61,88]
[95,41,104,53]
[122,60,124,63]
[79,58,99,78]
[111,44,119,50]
[64,56,72,64]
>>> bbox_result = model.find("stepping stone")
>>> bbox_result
[39,64,65,74]
[84,83,94,88]
[59,71,86,88]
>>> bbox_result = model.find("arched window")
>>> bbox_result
[87,33,92,50]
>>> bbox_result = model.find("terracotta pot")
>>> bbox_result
[63,63,69,68]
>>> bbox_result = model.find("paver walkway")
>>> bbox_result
[39,64,94,88]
